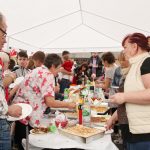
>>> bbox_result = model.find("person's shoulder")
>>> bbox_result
[141,57,150,75]
[142,57,150,66]
[115,66,121,71]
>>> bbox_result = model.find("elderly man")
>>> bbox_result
[0,12,22,150]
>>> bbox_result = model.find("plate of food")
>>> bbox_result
[91,105,110,115]
[30,127,49,134]
[64,112,77,119]
[91,115,111,127]
[7,103,32,121]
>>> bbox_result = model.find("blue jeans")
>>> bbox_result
[59,78,71,93]
[127,141,150,150]
[0,119,11,150]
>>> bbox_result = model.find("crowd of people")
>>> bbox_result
[0,11,150,150]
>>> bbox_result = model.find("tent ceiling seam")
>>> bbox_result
[40,23,82,48]
[83,10,150,34]
[83,24,120,43]
[9,10,80,36]
[42,46,121,50]
[8,36,39,49]
[79,0,84,24]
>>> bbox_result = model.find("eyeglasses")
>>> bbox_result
[0,28,7,37]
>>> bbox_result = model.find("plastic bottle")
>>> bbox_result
[78,104,83,125]
[82,96,91,127]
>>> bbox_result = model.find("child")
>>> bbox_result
[13,51,30,77]
[59,51,73,93]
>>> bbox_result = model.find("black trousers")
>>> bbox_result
[14,121,33,150]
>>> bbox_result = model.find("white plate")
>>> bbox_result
[9,76,24,88]
[111,86,119,89]
[94,126,113,134]
[7,103,32,121]
[15,76,24,84]
[50,107,75,112]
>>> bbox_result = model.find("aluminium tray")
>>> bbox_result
[58,125,104,143]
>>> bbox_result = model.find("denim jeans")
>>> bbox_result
[127,141,150,150]
[0,119,11,150]
[59,78,71,93]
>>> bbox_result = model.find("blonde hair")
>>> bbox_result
[118,51,126,62]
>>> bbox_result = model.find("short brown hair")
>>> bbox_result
[44,53,62,69]
[62,50,70,56]
[17,51,28,58]
[32,51,45,63]
[101,52,115,64]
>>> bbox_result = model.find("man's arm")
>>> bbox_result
[45,96,75,109]
[3,73,16,88]
[59,67,72,75]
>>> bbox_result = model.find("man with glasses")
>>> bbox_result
[0,28,7,37]
[0,12,22,150]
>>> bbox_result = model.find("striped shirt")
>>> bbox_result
[0,59,8,118]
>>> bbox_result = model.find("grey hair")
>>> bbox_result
[0,12,4,25]
[0,12,5,25]
[0,52,9,63]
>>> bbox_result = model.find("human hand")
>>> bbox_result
[14,84,20,90]
[8,104,22,117]
[55,84,60,93]
[105,117,115,131]
[95,83,103,88]
[89,63,92,67]
[58,67,64,73]
[91,73,96,80]
[109,93,125,105]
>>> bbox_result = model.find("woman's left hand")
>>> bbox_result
[109,93,125,105]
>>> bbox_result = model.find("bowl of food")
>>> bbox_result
[55,111,68,128]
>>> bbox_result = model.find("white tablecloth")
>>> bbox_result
[28,131,118,150]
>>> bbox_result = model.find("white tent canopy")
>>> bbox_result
[0,0,150,53]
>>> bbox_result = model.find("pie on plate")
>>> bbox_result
[91,106,108,113]
[30,127,49,134]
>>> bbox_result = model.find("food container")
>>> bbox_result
[55,120,68,128]
[58,125,104,143]
[55,111,68,128]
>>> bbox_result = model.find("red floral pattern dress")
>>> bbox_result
[13,66,55,127]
